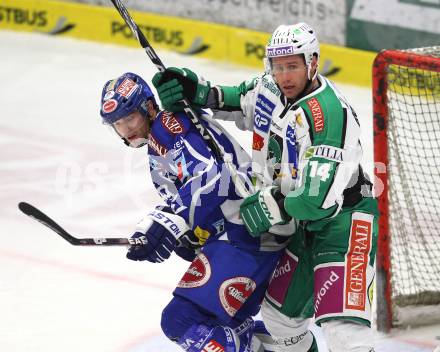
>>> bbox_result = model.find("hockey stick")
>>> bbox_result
[109,0,224,162]
[109,0,250,197]
[18,202,133,246]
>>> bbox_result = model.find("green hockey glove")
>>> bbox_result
[152,67,211,112]
[240,186,290,237]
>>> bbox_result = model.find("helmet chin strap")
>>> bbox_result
[307,62,319,81]
[122,137,131,146]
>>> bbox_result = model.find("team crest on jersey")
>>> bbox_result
[116,78,138,98]
[219,277,256,317]
[177,253,211,288]
[306,97,324,133]
[161,111,185,134]
[268,133,282,180]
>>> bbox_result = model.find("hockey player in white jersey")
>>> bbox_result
[152,23,379,352]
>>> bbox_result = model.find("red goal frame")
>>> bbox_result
[372,49,440,332]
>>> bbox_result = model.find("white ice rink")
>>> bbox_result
[1,31,438,351]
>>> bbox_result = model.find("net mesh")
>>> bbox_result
[385,47,440,323]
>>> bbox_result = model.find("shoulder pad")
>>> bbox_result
[149,111,190,154]
[157,110,190,135]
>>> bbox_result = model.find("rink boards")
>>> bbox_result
[0,0,376,87]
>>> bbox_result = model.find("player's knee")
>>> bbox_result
[161,296,206,341]
[321,320,374,352]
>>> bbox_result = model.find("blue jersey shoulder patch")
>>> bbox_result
[149,111,191,154]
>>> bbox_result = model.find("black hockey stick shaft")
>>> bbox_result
[109,0,224,162]
[18,202,130,246]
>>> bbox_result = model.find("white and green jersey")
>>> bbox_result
[213,73,375,222]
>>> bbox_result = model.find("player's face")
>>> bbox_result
[271,55,309,99]
[113,111,149,147]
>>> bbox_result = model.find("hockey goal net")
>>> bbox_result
[373,47,440,332]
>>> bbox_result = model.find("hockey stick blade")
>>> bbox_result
[18,202,130,246]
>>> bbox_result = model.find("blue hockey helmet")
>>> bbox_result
[100,72,157,125]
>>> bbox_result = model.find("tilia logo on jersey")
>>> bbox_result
[345,214,373,311]
[305,145,345,162]
[306,97,324,132]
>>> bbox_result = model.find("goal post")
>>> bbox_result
[373,47,440,332]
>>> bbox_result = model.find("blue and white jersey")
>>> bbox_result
[147,110,288,252]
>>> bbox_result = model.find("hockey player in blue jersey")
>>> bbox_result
[99,72,292,352]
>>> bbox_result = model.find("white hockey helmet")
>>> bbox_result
[265,23,320,80]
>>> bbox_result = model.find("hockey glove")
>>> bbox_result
[240,186,290,237]
[152,67,211,112]
[126,207,197,263]
[174,246,198,262]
